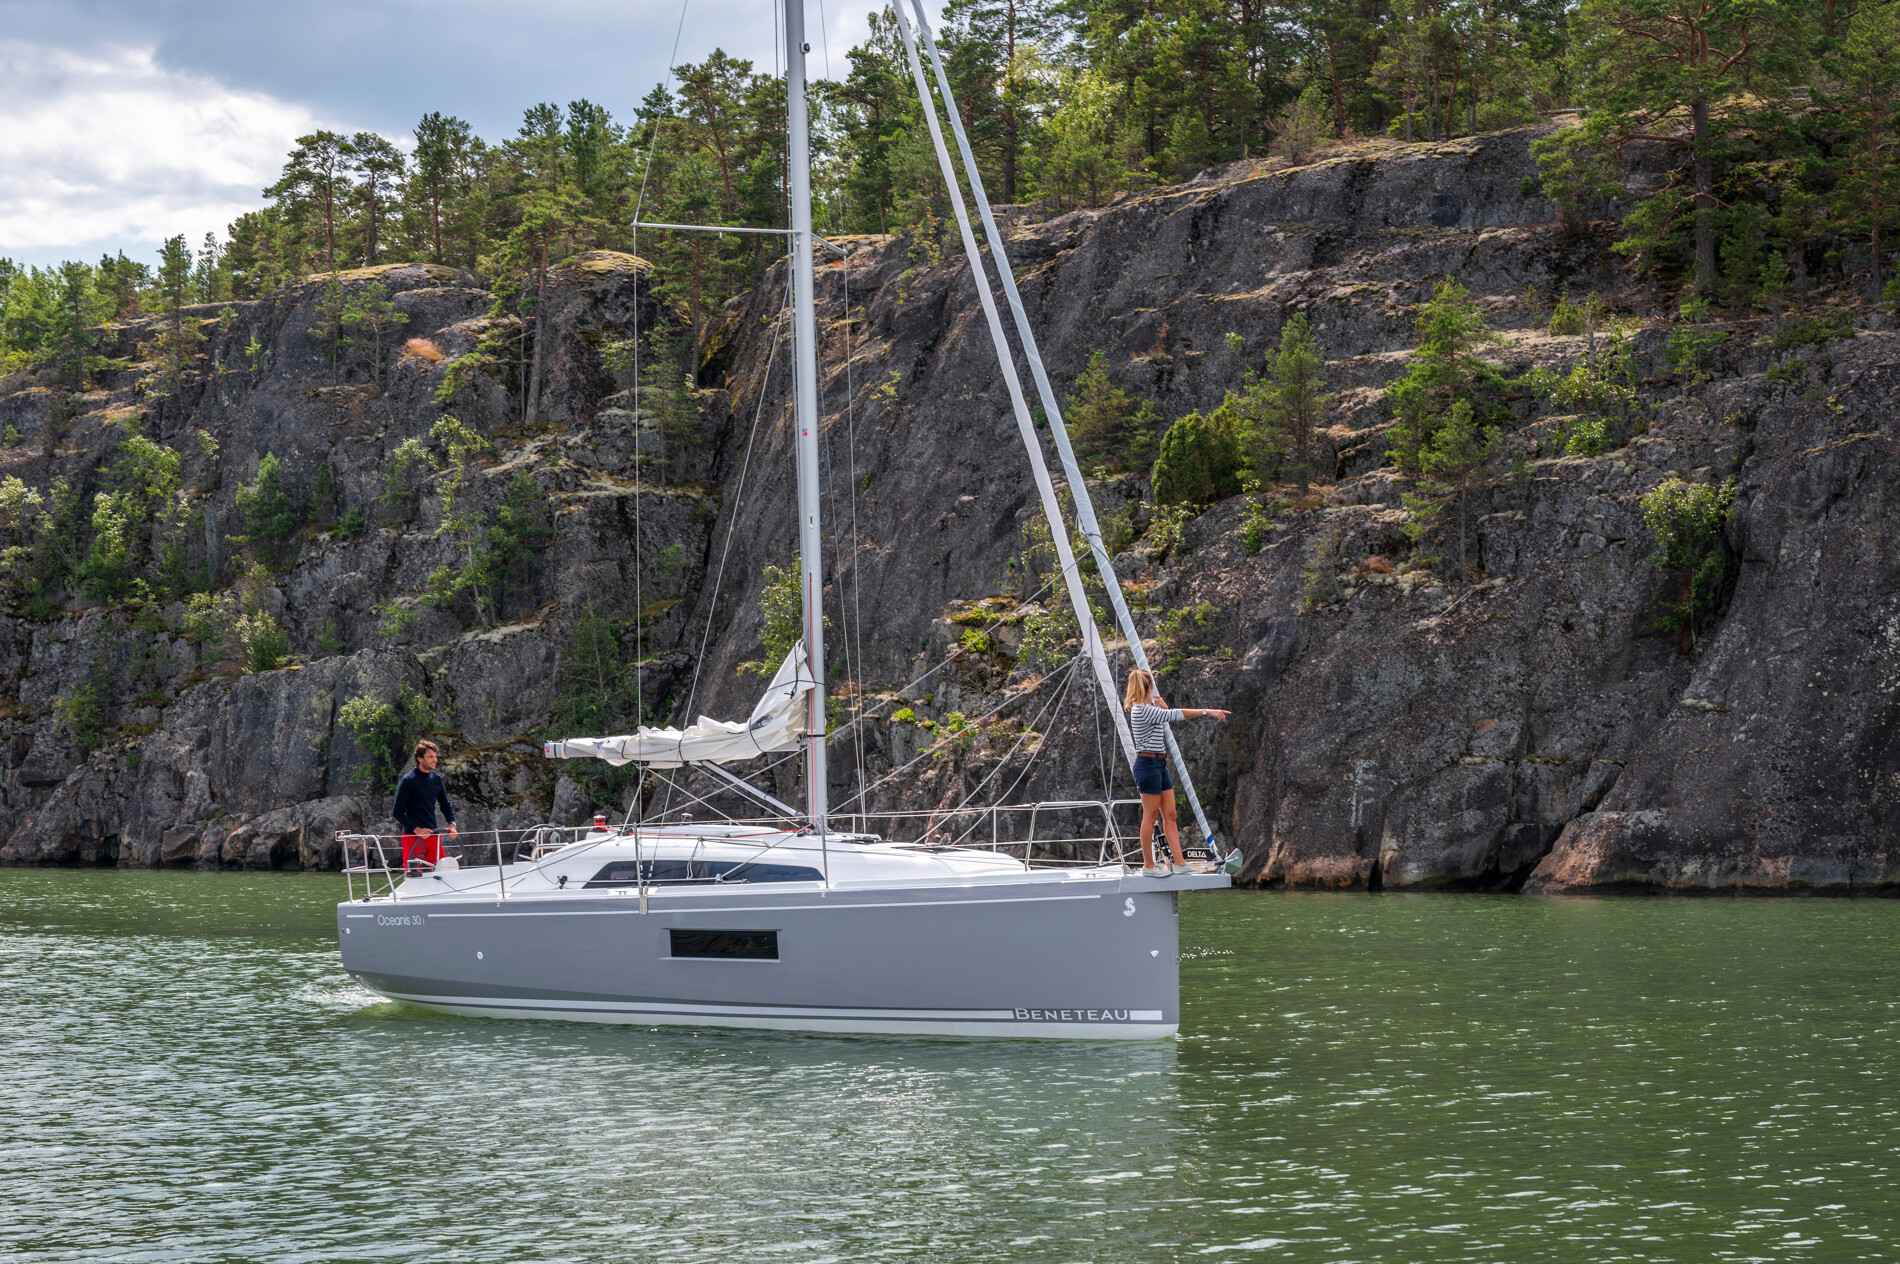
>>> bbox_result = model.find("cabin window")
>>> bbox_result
[585,860,822,888]
[719,862,824,884]
[669,929,779,960]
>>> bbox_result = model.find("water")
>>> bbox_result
[1,872,1895,1263]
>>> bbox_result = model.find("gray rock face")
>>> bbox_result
[0,132,1891,894]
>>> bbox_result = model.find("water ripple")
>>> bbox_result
[1,874,1896,1261]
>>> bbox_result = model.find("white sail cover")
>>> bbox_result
[543,643,812,769]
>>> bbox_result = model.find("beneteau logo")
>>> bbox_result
[1014,1008,1129,1022]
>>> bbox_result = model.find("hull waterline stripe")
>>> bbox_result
[394,999,1177,1039]
[371,987,1166,1024]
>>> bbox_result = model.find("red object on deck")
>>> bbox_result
[401,832,443,869]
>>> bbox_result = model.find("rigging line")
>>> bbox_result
[1092,657,1111,806]
[808,248,867,814]
[887,0,1133,774]
[900,0,1227,857]
[842,247,867,811]
[625,0,687,757]
[640,749,803,832]
[831,649,1087,814]
[814,260,854,806]
[940,652,1083,848]
[819,573,1057,746]
[815,0,833,81]
[649,768,741,824]
[671,285,794,790]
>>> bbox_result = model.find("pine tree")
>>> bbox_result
[48,261,108,391]
[191,232,229,303]
[1835,4,1900,302]
[308,273,347,386]
[154,235,204,397]
[1386,278,1502,475]
[411,112,475,265]
[1064,350,1161,474]
[1253,312,1332,495]
[96,252,149,320]
[340,280,408,383]
[266,131,351,270]
[1409,398,1501,575]
[1565,0,1806,292]
[346,133,408,266]
[232,452,302,560]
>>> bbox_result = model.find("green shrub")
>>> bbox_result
[1565,418,1613,456]
[1241,498,1275,553]
[180,590,236,659]
[891,707,917,724]
[739,555,807,677]
[1155,602,1214,674]
[1152,410,1244,507]
[1547,292,1607,336]
[179,562,286,671]
[1640,477,1737,645]
[53,682,103,751]
[1665,298,1729,384]
[339,685,436,794]
[1145,503,1195,559]
[236,610,290,673]
[376,601,421,640]
[1770,311,1855,350]
[1065,350,1161,474]
[1300,528,1345,610]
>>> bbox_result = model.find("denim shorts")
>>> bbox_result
[1133,754,1172,796]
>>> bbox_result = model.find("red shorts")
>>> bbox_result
[401,832,444,868]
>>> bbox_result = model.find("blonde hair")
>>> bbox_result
[1123,668,1156,710]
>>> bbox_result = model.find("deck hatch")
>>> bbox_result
[669,929,779,960]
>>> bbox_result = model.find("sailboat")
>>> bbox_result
[335,0,1234,1038]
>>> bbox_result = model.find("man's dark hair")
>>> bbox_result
[414,738,439,762]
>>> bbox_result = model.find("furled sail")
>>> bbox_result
[543,643,812,769]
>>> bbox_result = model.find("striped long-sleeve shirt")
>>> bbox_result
[1129,702,1184,754]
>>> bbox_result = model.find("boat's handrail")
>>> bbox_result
[337,799,1164,901]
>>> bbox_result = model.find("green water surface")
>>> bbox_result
[0,870,1893,1262]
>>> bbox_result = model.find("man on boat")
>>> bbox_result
[393,739,457,873]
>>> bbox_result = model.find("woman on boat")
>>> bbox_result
[1124,668,1227,876]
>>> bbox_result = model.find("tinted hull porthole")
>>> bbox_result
[669,929,779,960]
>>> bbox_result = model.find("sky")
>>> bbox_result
[0,0,891,269]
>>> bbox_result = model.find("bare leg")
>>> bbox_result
[1161,793,1186,865]
[1138,793,1161,868]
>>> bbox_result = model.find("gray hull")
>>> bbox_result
[339,870,1226,1039]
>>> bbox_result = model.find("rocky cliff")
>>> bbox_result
[1,125,1893,892]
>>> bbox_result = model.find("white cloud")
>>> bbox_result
[0,39,316,265]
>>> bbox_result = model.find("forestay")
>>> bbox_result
[544,644,812,768]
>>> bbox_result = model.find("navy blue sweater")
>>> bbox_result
[392,767,455,834]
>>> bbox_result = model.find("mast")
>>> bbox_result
[786,0,828,834]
